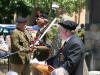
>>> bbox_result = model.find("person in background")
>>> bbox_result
[10,18,33,75]
[32,16,50,61]
[33,17,48,31]
[33,18,45,31]
[37,11,42,18]
[76,23,85,43]
[31,15,51,75]
[0,34,9,58]
[80,23,85,43]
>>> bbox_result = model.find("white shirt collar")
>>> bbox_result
[65,35,72,42]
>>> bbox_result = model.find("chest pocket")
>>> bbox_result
[19,38,25,46]
[19,33,28,46]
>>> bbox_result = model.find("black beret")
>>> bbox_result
[58,20,78,30]
[16,18,27,23]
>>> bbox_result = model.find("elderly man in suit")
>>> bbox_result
[47,20,89,75]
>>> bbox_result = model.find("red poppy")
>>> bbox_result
[61,46,64,50]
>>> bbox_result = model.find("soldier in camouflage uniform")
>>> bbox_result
[10,18,32,75]
[33,17,50,61]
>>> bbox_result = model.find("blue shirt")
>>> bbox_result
[33,25,40,30]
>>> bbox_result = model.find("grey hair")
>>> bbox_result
[67,29,76,35]
[61,26,75,35]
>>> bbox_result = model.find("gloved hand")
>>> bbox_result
[31,63,54,75]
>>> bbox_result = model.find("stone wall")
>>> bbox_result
[0,59,40,75]
[85,0,100,71]
[85,24,100,70]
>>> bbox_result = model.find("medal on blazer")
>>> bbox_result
[60,53,64,62]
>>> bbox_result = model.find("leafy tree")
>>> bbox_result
[0,0,32,24]
[57,0,86,24]
[28,0,86,24]
[0,0,86,24]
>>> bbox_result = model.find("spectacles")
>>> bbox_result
[36,17,45,21]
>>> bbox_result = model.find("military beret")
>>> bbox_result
[16,18,27,23]
[58,20,78,30]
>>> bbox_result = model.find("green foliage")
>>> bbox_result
[0,0,86,24]
[49,25,58,41]
[32,0,86,19]
[57,0,86,15]
[0,0,32,24]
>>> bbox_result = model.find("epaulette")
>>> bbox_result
[13,29,17,32]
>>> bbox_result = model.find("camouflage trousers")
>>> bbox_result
[10,63,31,75]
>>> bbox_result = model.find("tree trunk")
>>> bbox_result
[14,12,17,24]
[77,10,81,25]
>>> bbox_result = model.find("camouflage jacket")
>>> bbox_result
[10,29,31,64]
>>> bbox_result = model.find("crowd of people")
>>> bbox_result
[0,12,88,75]
[76,23,85,43]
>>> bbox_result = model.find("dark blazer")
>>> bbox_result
[47,34,86,75]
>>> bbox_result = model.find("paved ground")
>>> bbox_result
[0,59,40,75]
[0,64,40,75]
[1,59,100,75]
[0,59,9,75]
[0,64,8,75]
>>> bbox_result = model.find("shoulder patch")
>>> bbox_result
[13,29,17,32]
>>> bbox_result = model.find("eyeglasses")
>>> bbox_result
[36,17,45,21]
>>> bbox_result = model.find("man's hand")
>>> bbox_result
[31,63,54,75]
[32,63,48,71]
[29,48,33,52]
[29,46,37,52]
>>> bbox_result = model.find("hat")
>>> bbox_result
[16,18,27,23]
[58,20,78,30]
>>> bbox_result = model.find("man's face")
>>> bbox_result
[60,26,67,40]
[17,23,26,30]
[36,18,45,27]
